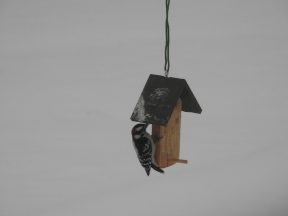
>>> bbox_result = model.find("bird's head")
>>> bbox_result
[131,123,149,139]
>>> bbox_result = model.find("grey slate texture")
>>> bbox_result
[131,74,202,126]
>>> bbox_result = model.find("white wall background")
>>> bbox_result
[1,0,288,216]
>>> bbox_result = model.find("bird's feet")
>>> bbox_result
[155,134,163,144]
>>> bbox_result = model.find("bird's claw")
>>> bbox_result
[155,135,163,143]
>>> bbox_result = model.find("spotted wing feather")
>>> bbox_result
[135,137,152,176]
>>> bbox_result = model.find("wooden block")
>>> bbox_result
[152,98,182,168]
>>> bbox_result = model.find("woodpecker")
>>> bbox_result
[131,123,164,176]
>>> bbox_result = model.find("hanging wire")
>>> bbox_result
[164,0,170,77]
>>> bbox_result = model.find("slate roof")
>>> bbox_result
[130,74,202,126]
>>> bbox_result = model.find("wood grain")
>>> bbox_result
[152,98,182,168]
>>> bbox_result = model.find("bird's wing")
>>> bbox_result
[137,138,152,170]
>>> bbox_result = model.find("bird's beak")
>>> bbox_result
[144,123,150,129]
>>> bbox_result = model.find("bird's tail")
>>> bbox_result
[145,168,150,176]
[151,163,165,174]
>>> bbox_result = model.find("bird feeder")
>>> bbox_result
[131,74,202,168]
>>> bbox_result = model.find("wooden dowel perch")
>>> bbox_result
[171,159,188,164]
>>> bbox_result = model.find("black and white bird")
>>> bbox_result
[131,123,164,176]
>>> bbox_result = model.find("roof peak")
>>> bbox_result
[131,74,202,126]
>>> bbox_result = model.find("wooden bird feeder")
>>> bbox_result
[131,74,202,168]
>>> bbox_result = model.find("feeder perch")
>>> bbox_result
[131,74,202,168]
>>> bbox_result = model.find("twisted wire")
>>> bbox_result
[164,0,170,77]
